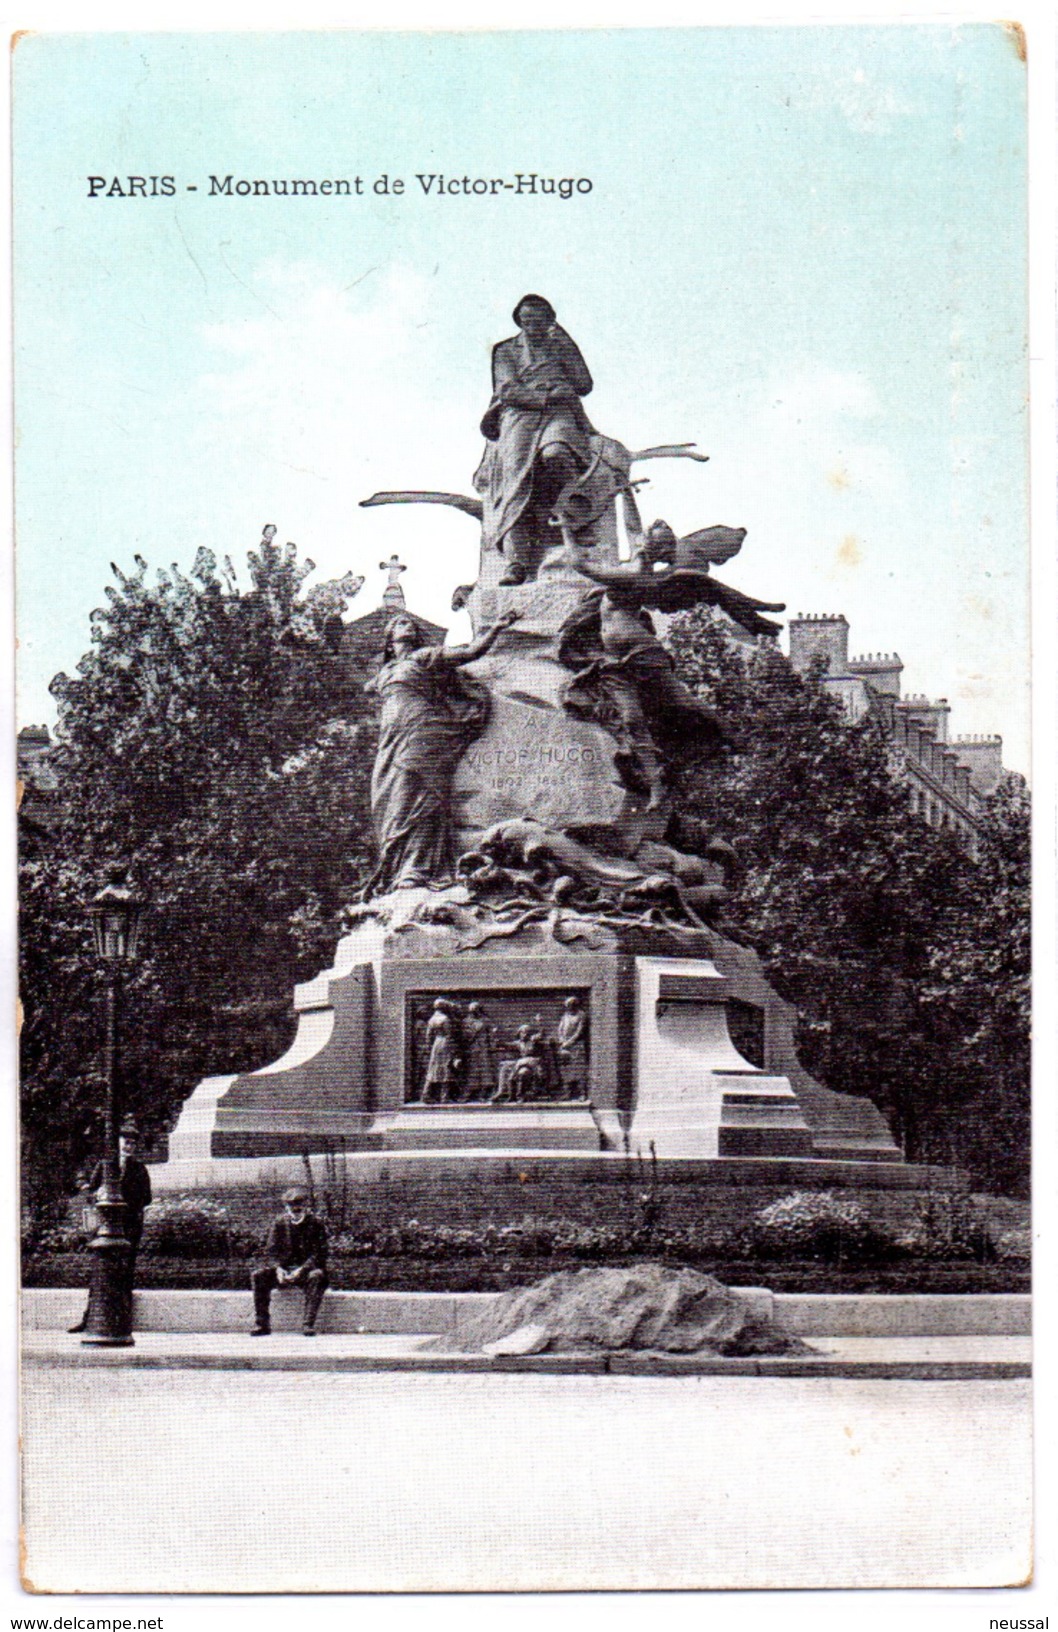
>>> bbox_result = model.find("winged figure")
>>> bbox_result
[552,523,783,807]
[561,520,785,636]
[358,436,719,594]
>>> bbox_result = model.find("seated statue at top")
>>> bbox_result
[475,294,595,586]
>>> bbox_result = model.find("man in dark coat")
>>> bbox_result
[68,1119,154,1333]
[251,1186,329,1336]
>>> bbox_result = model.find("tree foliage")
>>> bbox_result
[665,609,1030,1193]
[19,535,374,1216]
[918,776,1031,1191]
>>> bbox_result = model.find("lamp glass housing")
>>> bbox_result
[88,884,143,963]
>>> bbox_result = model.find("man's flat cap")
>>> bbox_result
[282,1186,309,1205]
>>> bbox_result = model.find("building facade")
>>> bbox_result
[787,614,1008,851]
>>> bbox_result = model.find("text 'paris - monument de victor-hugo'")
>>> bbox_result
[153,291,927,1199]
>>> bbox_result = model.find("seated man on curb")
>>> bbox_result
[251,1186,329,1337]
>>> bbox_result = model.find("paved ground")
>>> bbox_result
[21,1366,1032,1594]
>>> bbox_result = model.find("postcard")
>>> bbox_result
[14,24,1032,1596]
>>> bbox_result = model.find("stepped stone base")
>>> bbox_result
[717,1074,816,1158]
[156,906,907,1198]
[375,1103,605,1152]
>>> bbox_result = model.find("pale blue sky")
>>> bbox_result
[14,25,1029,768]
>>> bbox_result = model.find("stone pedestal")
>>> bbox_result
[629,957,814,1158]
[450,609,658,852]
[169,955,377,1159]
[158,908,902,1186]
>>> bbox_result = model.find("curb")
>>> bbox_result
[22,1342,1031,1381]
[21,1287,1032,1338]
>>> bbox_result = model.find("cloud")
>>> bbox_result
[195,260,440,482]
[181,260,489,628]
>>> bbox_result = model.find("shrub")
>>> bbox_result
[905,1186,999,1263]
[326,1215,740,1265]
[993,1226,1031,1262]
[22,1219,93,1256]
[21,1190,100,1256]
[748,1191,899,1266]
[142,1197,256,1260]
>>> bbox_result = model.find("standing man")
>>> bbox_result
[68,1118,153,1333]
[554,995,589,1099]
[251,1186,329,1337]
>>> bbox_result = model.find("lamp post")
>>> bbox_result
[81,874,144,1347]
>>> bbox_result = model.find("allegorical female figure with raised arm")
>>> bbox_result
[364,610,519,894]
[474,294,595,585]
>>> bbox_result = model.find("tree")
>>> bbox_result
[918,777,1031,1192]
[19,533,373,1218]
[664,608,1030,1191]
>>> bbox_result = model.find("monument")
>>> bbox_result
[157,294,909,1192]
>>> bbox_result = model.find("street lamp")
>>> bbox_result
[81,873,144,1347]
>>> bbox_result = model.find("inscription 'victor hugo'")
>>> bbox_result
[462,743,598,794]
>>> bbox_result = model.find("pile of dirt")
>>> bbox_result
[434,1263,812,1356]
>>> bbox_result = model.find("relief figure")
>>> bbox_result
[554,996,589,1098]
[493,1024,546,1103]
[421,998,463,1104]
[461,1001,498,1101]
